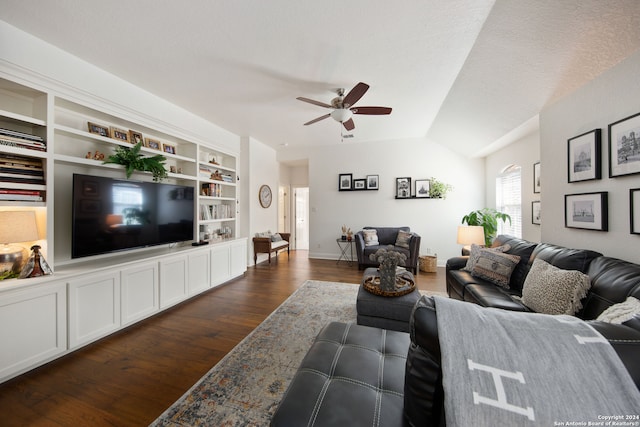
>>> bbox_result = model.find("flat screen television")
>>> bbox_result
[72,173,194,258]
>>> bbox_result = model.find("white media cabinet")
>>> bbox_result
[0,74,247,383]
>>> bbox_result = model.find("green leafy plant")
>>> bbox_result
[103,142,168,181]
[428,177,453,199]
[461,208,511,247]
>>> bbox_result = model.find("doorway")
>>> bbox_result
[294,187,309,250]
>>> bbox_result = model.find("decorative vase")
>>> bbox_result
[378,260,398,292]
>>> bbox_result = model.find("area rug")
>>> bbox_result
[151,280,441,426]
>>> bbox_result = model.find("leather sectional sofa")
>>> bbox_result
[272,235,640,426]
[355,226,421,274]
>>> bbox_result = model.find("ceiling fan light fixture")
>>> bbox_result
[331,108,352,123]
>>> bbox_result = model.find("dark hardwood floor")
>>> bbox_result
[0,251,446,426]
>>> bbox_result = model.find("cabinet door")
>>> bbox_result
[210,244,231,287]
[68,271,121,348]
[230,239,247,278]
[188,249,210,296]
[159,254,188,308]
[0,282,67,382]
[121,262,159,326]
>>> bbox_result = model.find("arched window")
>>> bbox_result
[496,164,521,237]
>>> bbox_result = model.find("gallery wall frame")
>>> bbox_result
[533,162,541,193]
[609,111,640,178]
[353,179,366,190]
[564,191,608,231]
[414,179,431,198]
[532,201,541,225]
[567,129,601,183]
[631,188,640,235]
[395,177,411,199]
[366,175,379,190]
[338,173,352,191]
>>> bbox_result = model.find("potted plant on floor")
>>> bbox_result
[461,208,511,247]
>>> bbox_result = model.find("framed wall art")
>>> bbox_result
[414,179,431,198]
[564,191,608,231]
[533,162,541,193]
[531,201,541,225]
[353,179,366,190]
[567,129,601,182]
[609,111,640,178]
[366,175,379,190]
[338,173,352,191]
[395,177,411,199]
[631,188,640,235]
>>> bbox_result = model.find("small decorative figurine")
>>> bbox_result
[19,245,53,279]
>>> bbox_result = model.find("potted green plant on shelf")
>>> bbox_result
[429,177,453,199]
[103,142,168,181]
[461,208,511,247]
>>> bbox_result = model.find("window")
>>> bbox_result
[496,164,521,237]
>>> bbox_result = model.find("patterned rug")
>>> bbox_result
[151,280,440,426]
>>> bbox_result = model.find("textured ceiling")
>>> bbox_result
[2,0,639,157]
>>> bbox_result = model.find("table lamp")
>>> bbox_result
[456,225,485,255]
[0,211,39,275]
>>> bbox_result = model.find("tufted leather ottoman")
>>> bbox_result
[271,321,410,427]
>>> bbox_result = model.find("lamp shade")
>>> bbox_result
[0,211,39,244]
[331,108,353,123]
[456,225,485,246]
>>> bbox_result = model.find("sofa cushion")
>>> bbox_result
[362,229,379,246]
[530,242,602,273]
[491,235,538,292]
[470,249,520,288]
[395,230,412,249]
[464,284,529,311]
[596,297,640,324]
[582,256,640,320]
[461,243,510,273]
[521,258,591,315]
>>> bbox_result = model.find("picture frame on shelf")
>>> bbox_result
[414,179,430,198]
[87,122,110,138]
[564,191,608,231]
[609,111,640,178]
[163,144,176,155]
[532,201,541,225]
[110,127,130,143]
[533,162,541,193]
[366,174,379,190]
[144,137,162,151]
[568,129,601,182]
[353,179,366,190]
[396,177,411,198]
[129,130,143,145]
[338,173,352,191]
[631,188,640,234]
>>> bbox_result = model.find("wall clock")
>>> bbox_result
[259,184,272,208]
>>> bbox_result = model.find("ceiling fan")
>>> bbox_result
[296,82,392,131]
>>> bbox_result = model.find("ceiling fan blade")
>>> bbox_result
[296,97,333,109]
[351,106,392,115]
[342,82,369,108]
[303,113,331,126]
[342,118,355,131]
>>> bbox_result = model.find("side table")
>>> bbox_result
[336,238,354,265]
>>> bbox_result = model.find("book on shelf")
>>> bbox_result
[0,136,46,152]
[0,174,45,184]
[0,127,45,142]
[0,153,44,167]
[0,166,44,176]
[0,188,43,202]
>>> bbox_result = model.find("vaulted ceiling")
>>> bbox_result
[2,0,640,157]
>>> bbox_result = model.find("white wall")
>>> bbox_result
[539,50,640,263]
[279,137,485,264]
[485,129,541,242]
[243,137,280,265]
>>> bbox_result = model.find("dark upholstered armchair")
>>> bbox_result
[355,226,421,274]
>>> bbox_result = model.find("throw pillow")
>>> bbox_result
[470,249,520,288]
[462,243,511,273]
[363,229,379,247]
[395,230,412,249]
[596,297,640,324]
[271,233,283,242]
[521,258,591,315]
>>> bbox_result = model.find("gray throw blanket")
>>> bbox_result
[434,296,640,426]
